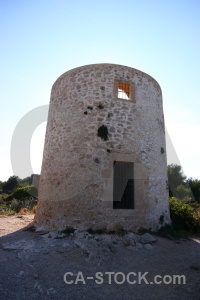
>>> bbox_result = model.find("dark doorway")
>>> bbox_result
[113,161,134,209]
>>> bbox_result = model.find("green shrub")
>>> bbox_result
[23,198,37,211]
[157,224,180,238]
[170,197,200,233]
[9,199,22,212]
[13,185,37,201]
[2,210,15,216]
[176,184,192,200]
[2,176,19,194]
[187,178,200,203]
[0,203,15,216]
[0,198,37,215]
[3,194,14,202]
[11,198,36,212]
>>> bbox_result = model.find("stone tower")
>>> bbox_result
[35,64,170,231]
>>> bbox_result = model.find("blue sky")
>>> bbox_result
[0,0,200,181]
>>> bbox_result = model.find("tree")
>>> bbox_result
[2,176,19,194]
[167,164,197,201]
[176,184,192,201]
[12,185,38,201]
[167,164,186,197]
[18,176,32,187]
[187,178,200,203]
[0,181,3,192]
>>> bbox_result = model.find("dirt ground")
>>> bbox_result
[0,214,200,300]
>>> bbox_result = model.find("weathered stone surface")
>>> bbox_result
[42,231,67,239]
[35,226,45,233]
[144,244,153,250]
[135,242,143,249]
[126,232,139,241]
[3,240,36,251]
[140,233,157,244]
[35,63,170,231]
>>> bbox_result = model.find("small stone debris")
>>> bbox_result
[2,228,157,267]
[140,233,157,244]
[126,232,139,241]
[70,231,158,263]
[144,244,153,250]
[3,240,35,251]
[35,226,45,233]
[18,271,25,277]
[135,242,143,249]
[47,288,57,295]
[41,231,66,239]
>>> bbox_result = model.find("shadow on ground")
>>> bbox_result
[0,217,200,300]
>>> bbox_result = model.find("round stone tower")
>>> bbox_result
[35,63,170,231]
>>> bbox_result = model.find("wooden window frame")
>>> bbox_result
[118,82,130,99]
[114,80,136,102]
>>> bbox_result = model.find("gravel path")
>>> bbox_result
[0,215,200,300]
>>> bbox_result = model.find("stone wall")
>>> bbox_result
[35,64,170,231]
[31,174,40,191]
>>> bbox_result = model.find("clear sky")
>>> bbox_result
[0,0,199,181]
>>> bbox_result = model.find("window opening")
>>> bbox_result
[118,82,130,99]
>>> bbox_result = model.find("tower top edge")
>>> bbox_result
[52,63,161,92]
